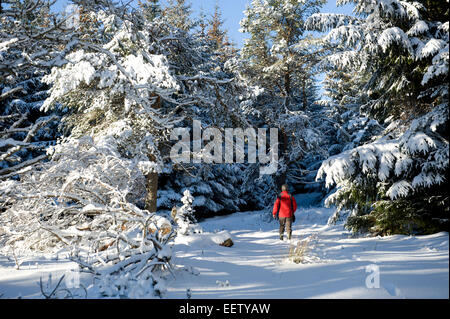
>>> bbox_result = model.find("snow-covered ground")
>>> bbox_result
[166,205,449,299]
[0,196,448,299]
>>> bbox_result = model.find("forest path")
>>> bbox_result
[0,196,447,299]
[165,196,449,299]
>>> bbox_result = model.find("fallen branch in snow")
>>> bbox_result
[39,274,66,299]
[0,154,48,180]
[0,135,191,297]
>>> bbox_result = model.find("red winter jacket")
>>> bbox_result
[272,191,297,218]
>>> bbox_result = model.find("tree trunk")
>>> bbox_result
[284,71,291,108]
[145,171,158,213]
[275,170,287,193]
[144,92,162,213]
[274,128,289,191]
[302,79,308,110]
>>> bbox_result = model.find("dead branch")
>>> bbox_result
[39,274,66,299]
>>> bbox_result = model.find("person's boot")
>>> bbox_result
[279,234,283,241]
[288,232,292,240]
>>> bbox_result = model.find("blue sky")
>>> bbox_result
[52,0,354,48]
[189,0,354,48]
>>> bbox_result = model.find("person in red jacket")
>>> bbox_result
[272,184,297,240]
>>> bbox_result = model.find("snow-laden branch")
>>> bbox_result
[0,132,191,297]
[0,114,58,179]
[317,103,448,205]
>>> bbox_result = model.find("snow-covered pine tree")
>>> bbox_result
[236,0,329,194]
[41,3,188,213]
[309,0,449,235]
[154,2,268,218]
[171,189,199,235]
[158,163,255,218]
[318,70,384,157]
[0,0,75,182]
[206,3,237,64]
[9,0,252,223]
[41,0,246,218]
[0,76,60,180]
[138,0,162,22]
[162,0,195,32]
[307,0,448,121]
[0,1,196,297]
[239,0,325,109]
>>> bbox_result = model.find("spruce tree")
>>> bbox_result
[206,3,237,63]
[239,0,326,108]
[237,0,327,192]
[162,0,194,31]
[309,0,449,235]
[138,0,161,21]
[0,0,74,181]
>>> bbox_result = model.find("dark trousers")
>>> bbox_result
[279,217,292,239]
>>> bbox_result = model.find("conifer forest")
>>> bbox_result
[0,0,448,300]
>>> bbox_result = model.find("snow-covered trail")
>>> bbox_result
[165,199,449,299]
[0,196,448,299]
